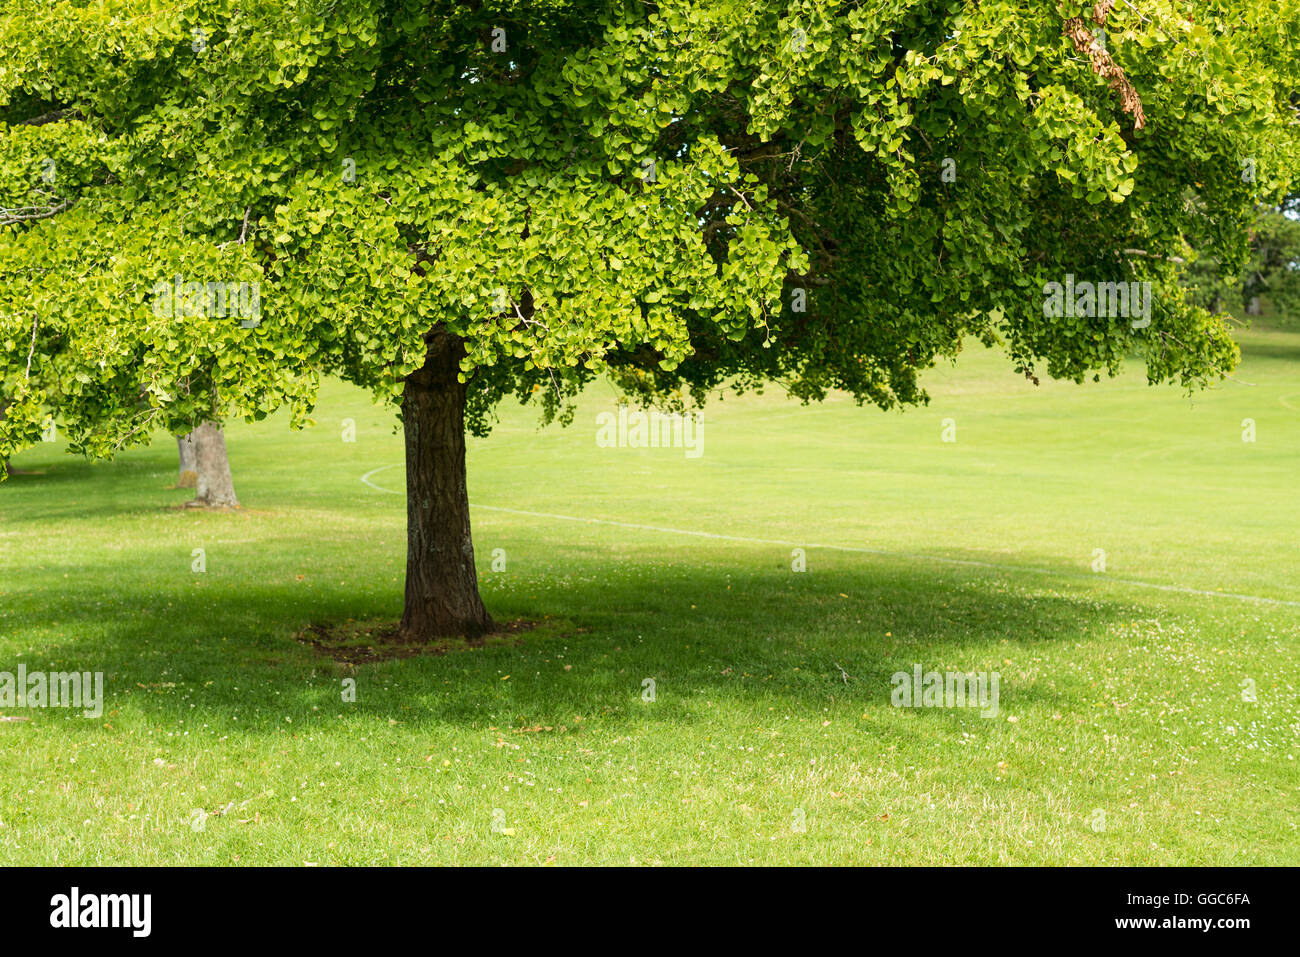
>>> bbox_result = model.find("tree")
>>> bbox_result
[0,399,10,476]
[1184,193,1300,321]
[2,0,1297,638]
[175,425,240,506]
[188,421,240,508]
[176,432,197,488]
[1242,203,1300,320]
[1242,205,1300,322]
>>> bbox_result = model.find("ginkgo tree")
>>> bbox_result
[2,0,1296,638]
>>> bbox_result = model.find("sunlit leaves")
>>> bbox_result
[0,0,1296,466]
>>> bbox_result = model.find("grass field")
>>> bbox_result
[2,323,1298,865]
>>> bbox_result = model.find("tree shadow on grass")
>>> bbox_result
[0,453,189,525]
[1238,329,1300,364]
[3,551,1135,740]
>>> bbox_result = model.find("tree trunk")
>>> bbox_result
[176,432,198,488]
[398,329,494,640]
[0,399,8,477]
[189,421,239,508]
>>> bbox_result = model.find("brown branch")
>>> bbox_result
[1123,248,1185,264]
[1064,3,1147,130]
[0,198,71,227]
[19,108,81,127]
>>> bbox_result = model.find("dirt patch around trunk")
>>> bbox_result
[297,617,547,664]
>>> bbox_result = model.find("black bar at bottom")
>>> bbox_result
[0,865,1278,944]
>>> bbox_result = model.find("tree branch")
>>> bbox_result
[0,198,72,227]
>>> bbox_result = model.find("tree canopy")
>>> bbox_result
[3,0,1297,460]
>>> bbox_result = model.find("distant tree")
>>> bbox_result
[173,426,238,506]
[1241,201,1300,322]
[2,1,1297,637]
[1185,193,1300,322]
[175,432,198,489]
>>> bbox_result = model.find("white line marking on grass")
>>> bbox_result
[360,464,1300,609]
[360,465,400,493]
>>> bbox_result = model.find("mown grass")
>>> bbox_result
[1,324,1297,865]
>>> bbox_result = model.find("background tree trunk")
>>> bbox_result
[176,432,198,488]
[0,399,9,477]
[398,329,494,640]
[190,421,239,508]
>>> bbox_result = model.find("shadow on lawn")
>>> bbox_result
[1,454,189,524]
[7,554,1125,736]
[1238,328,1300,365]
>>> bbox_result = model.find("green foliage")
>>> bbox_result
[1244,208,1300,322]
[1183,198,1300,326]
[2,0,1298,461]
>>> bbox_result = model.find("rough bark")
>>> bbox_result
[176,432,198,488]
[190,421,239,508]
[398,329,494,640]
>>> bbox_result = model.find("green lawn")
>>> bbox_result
[1,325,1297,865]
